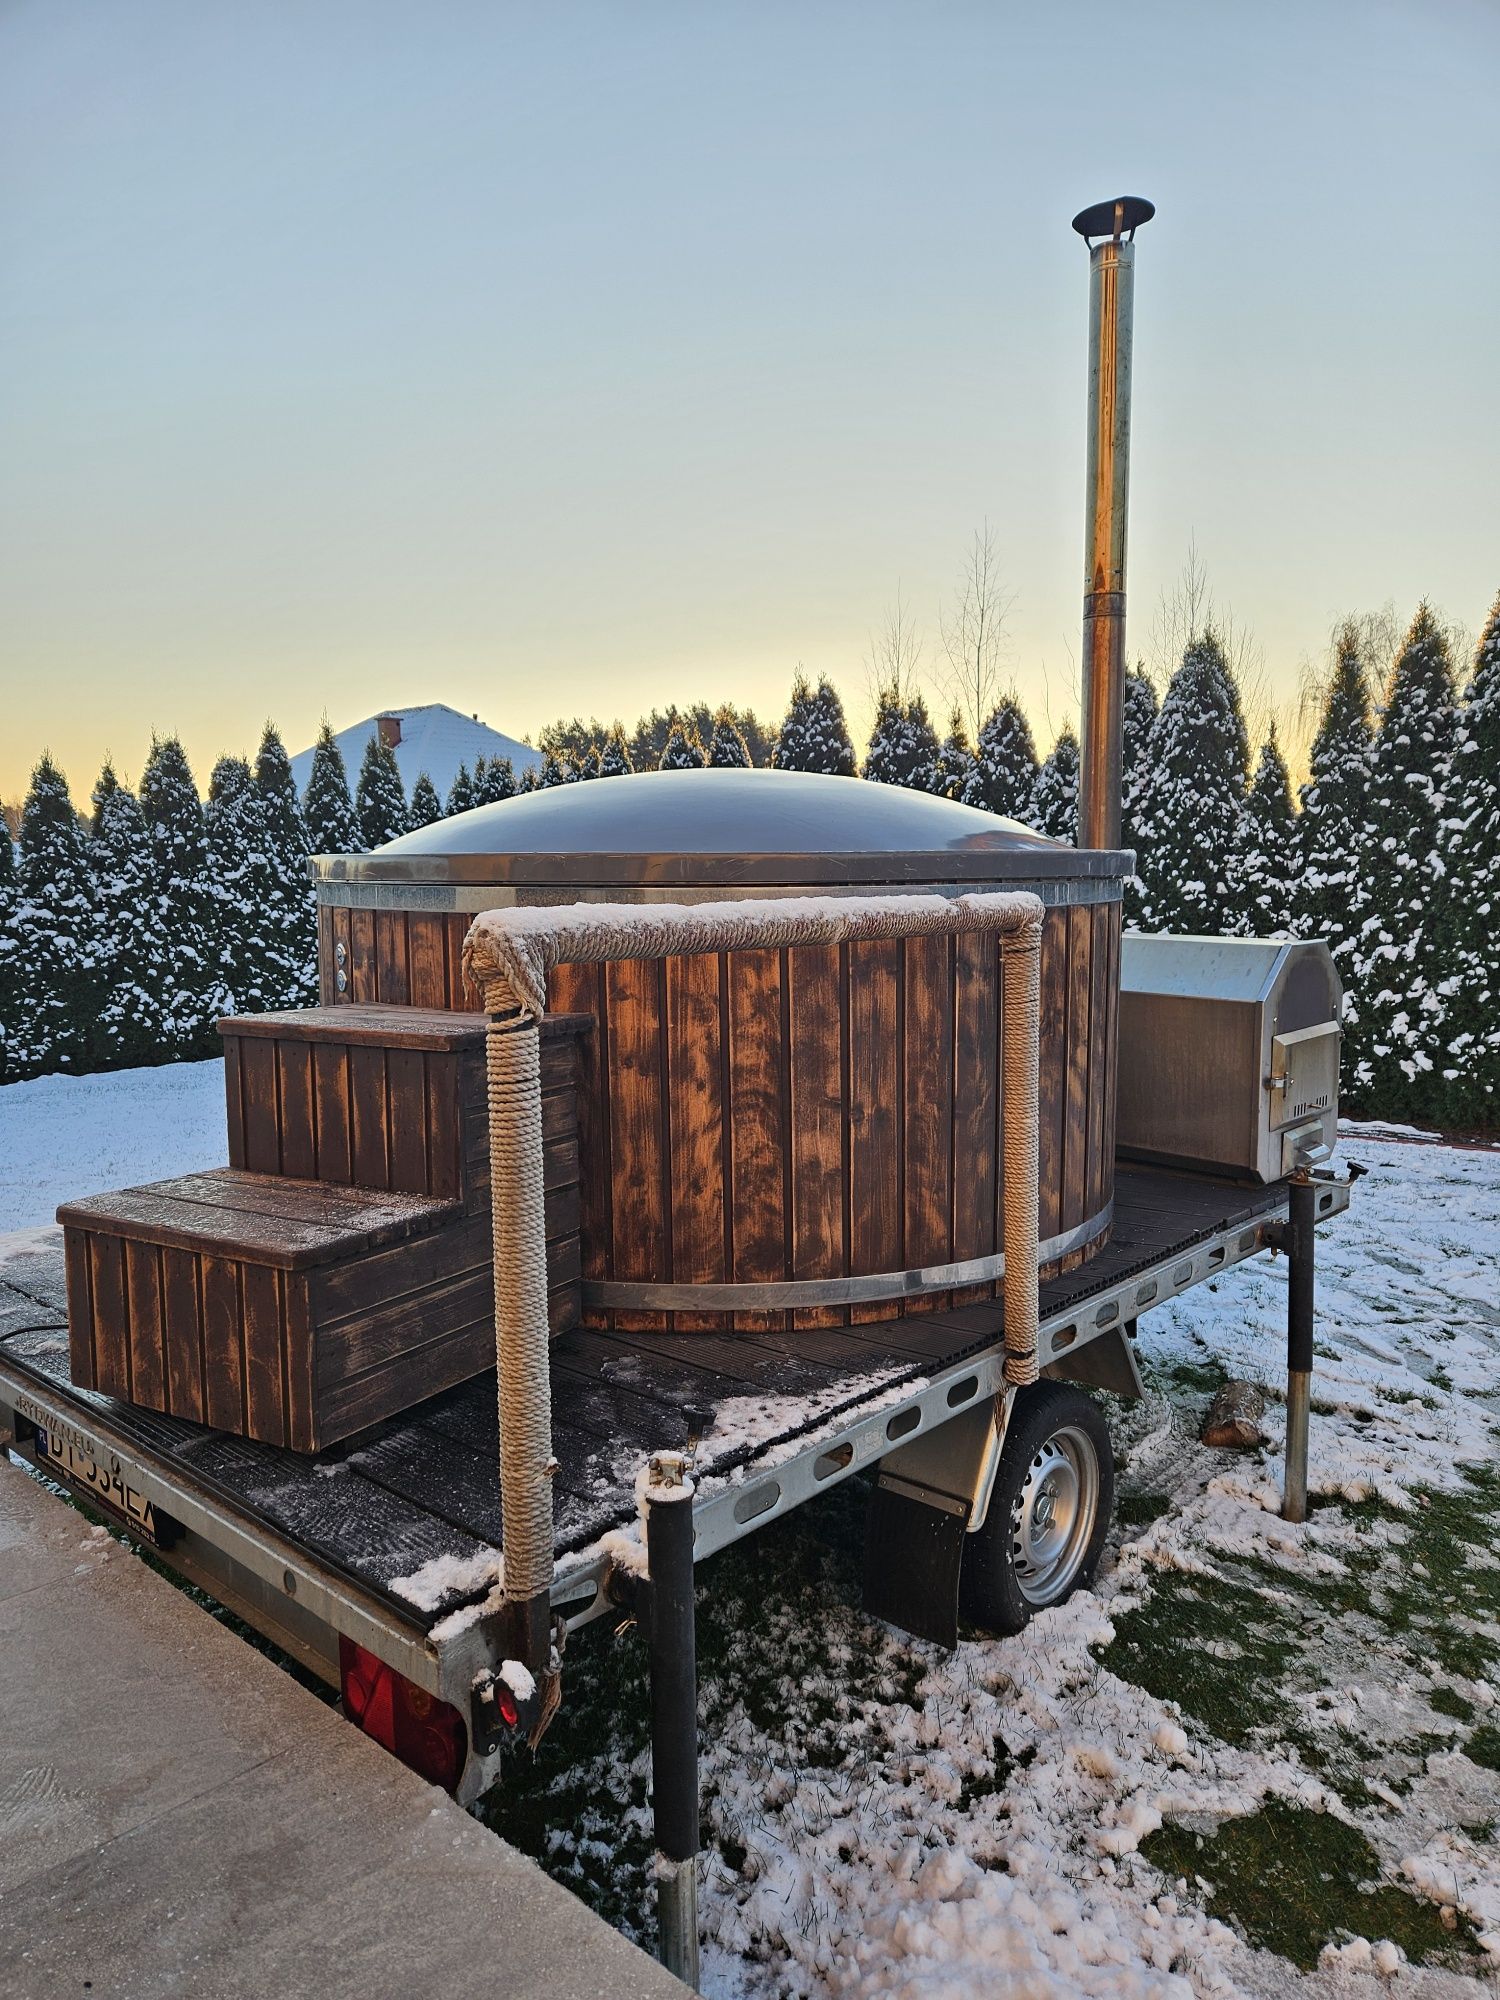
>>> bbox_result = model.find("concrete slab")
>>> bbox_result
[0,1461,686,1999]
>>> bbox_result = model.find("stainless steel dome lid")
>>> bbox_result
[313,769,1133,888]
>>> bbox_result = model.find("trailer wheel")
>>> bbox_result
[960,1382,1113,1636]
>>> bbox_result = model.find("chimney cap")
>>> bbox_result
[1071,196,1154,244]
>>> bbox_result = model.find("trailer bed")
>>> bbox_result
[1,1163,1348,1799]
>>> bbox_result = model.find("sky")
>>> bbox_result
[1,0,1497,806]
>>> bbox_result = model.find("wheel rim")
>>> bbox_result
[1010,1423,1100,1607]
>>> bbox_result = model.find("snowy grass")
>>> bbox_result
[5,1062,1499,1994]
[0,1059,226,1230]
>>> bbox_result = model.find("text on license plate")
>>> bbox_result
[35,1426,162,1543]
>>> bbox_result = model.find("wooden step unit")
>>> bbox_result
[59,1007,589,1452]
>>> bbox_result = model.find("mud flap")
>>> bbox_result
[861,1476,970,1649]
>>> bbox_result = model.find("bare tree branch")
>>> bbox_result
[939,523,1017,741]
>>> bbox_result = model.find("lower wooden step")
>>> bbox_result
[60,1167,581,1453]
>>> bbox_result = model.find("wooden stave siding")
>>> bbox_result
[318,899,1120,1331]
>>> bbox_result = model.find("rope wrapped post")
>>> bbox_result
[479,978,556,1699]
[999,914,1042,1387]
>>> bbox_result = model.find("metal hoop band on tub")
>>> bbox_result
[582,1202,1113,1315]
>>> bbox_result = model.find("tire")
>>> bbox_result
[959,1381,1114,1636]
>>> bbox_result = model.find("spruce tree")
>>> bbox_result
[1291,628,1373,1087]
[598,728,633,777]
[253,722,316,1009]
[1120,668,1160,919]
[864,687,941,792]
[205,755,279,1019]
[355,733,409,847]
[932,711,972,802]
[1131,632,1250,932]
[965,695,1038,817]
[517,763,540,794]
[575,744,603,780]
[474,755,517,804]
[1355,602,1457,1119]
[139,735,217,1057]
[537,748,577,788]
[659,723,705,770]
[0,820,18,1082]
[446,763,480,814]
[13,757,98,1077]
[1029,727,1080,842]
[408,771,444,828]
[1239,730,1297,936]
[1438,594,1500,1126]
[90,761,164,1065]
[772,673,857,775]
[706,708,751,768]
[303,719,363,854]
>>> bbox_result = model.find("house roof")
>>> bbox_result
[289,705,541,802]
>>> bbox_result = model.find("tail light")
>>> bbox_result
[338,1637,467,1793]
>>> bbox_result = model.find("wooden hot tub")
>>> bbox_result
[312,770,1131,1334]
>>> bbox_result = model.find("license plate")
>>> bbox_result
[34,1422,165,1546]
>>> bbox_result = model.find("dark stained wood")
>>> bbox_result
[426,1051,462,1203]
[386,1046,429,1195]
[124,1239,166,1413]
[239,1036,280,1176]
[951,930,999,1307]
[349,1044,388,1189]
[64,1229,95,1390]
[665,952,725,1331]
[225,1005,488,1051]
[444,912,476,1012]
[727,948,787,1334]
[902,932,953,1286]
[1103,903,1121,1182]
[200,1256,245,1433]
[603,955,667,1332]
[277,1039,317,1179]
[847,937,900,1325]
[223,1035,245,1171]
[161,1246,204,1424]
[1037,908,1068,1255]
[1087,902,1111,1225]
[283,1277,316,1451]
[787,943,845,1327]
[375,909,410,1006]
[1063,902,1093,1238]
[317,907,335,1007]
[88,1234,129,1398]
[348,908,378,1003]
[313,1042,352,1184]
[407,912,450,1011]
[241,1263,284,1445]
[550,961,610,1302]
[328,905,351,1006]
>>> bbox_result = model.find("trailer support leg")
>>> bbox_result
[644,1453,700,1992]
[1281,1177,1316,1524]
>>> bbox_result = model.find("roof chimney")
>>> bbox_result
[1071,195,1153,851]
[377,714,402,749]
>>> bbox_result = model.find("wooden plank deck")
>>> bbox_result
[1,1166,1288,1632]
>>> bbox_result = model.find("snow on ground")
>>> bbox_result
[4,1063,1498,1995]
[0,1060,227,1231]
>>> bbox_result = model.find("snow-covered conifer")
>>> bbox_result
[1437,593,1500,1125]
[90,762,164,1064]
[518,764,540,793]
[355,733,408,848]
[253,723,315,1009]
[537,748,577,788]
[303,719,362,854]
[935,711,975,802]
[1131,633,1250,932]
[864,686,941,792]
[139,735,217,1057]
[599,728,633,777]
[475,755,517,803]
[1290,627,1373,1085]
[575,744,602,780]
[408,771,444,828]
[706,708,751,768]
[13,756,98,1077]
[1120,668,1160,919]
[1355,602,1456,1118]
[205,755,279,1019]
[772,673,857,776]
[659,723,705,770]
[1239,730,1297,936]
[446,763,480,813]
[965,695,1038,817]
[1029,727,1080,842]
[0,820,18,1081]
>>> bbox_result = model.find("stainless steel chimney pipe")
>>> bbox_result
[1072,196,1154,852]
